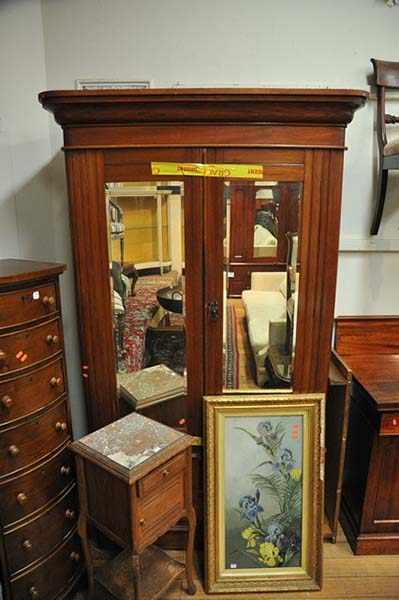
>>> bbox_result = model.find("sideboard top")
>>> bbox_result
[39,87,368,128]
[0,259,65,286]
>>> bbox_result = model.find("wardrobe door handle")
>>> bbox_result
[207,301,219,321]
[46,335,59,345]
[60,465,71,476]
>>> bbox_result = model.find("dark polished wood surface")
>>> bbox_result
[335,316,399,555]
[39,88,368,128]
[0,260,82,600]
[341,354,399,411]
[0,259,65,287]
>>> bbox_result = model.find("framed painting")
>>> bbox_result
[204,393,324,594]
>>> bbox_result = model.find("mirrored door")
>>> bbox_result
[105,180,192,427]
[205,153,303,395]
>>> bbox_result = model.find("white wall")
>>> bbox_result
[1,0,398,436]
[40,0,399,315]
[0,0,87,437]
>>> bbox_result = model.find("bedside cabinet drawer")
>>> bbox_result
[4,486,78,574]
[137,451,186,497]
[380,413,399,436]
[0,283,58,331]
[0,319,62,375]
[0,401,70,478]
[10,532,82,600]
[136,473,185,548]
[0,446,74,527]
[0,357,66,425]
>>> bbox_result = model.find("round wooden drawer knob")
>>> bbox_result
[8,444,19,457]
[17,492,28,504]
[49,376,62,388]
[22,539,32,551]
[1,395,13,409]
[0,350,6,364]
[46,334,59,345]
[42,296,55,307]
[139,518,145,526]
[65,508,76,520]
[60,465,71,476]
[29,587,39,599]
[70,551,80,563]
[162,469,169,477]
[55,421,67,433]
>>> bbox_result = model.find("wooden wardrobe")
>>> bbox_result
[39,88,367,545]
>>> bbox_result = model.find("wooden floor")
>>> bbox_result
[75,526,399,600]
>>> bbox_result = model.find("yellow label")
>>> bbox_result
[151,162,263,179]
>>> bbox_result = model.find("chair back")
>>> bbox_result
[371,58,399,150]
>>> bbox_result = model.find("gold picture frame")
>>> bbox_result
[204,393,324,594]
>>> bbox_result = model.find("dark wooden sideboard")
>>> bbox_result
[335,316,399,554]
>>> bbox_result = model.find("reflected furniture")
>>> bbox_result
[335,316,399,554]
[226,181,300,297]
[39,88,367,552]
[71,412,196,599]
[370,58,399,235]
[241,271,287,386]
[0,259,82,600]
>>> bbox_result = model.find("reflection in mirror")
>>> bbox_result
[105,181,186,412]
[253,185,278,258]
[223,181,302,392]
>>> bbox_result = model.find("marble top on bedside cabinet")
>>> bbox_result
[71,412,193,482]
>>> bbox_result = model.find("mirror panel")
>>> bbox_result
[223,180,302,392]
[106,181,187,412]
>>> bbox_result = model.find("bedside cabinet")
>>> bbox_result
[0,259,83,600]
[71,412,196,599]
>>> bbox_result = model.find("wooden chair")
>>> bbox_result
[370,58,399,234]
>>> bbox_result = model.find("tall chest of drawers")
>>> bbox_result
[0,260,83,600]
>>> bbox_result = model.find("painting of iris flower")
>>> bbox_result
[224,415,303,569]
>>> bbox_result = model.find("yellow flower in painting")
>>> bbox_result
[241,527,258,548]
[259,542,283,567]
[290,468,302,481]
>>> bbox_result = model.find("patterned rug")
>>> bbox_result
[122,286,159,373]
[121,273,181,373]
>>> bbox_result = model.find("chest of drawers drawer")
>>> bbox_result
[0,446,75,527]
[0,401,70,478]
[0,357,65,425]
[0,283,58,331]
[0,319,62,375]
[4,485,78,575]
[9,532,82,600]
